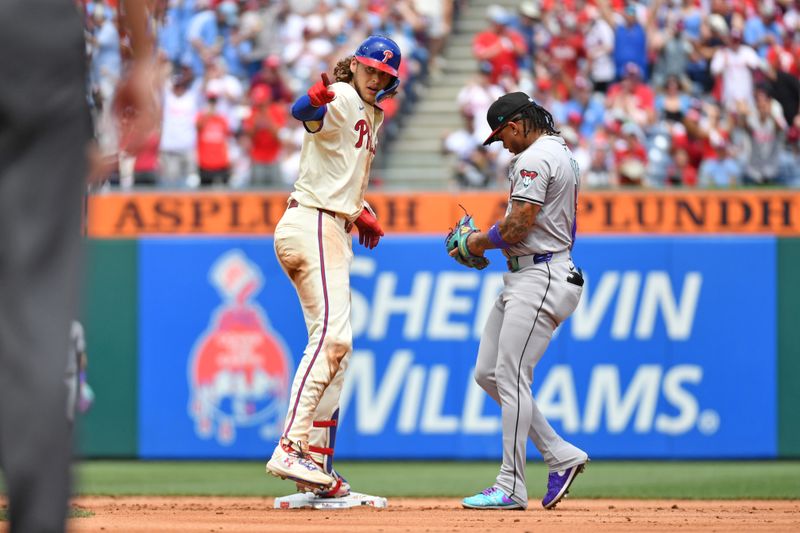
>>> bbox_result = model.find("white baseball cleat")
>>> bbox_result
[296,469,350,498]
[266,442,334,489]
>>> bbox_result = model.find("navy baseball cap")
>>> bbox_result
[483,92,536,145]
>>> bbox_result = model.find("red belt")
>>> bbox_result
[288,199,336,219]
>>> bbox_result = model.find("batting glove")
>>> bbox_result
[308,73,335,107]
[354,203,384,249]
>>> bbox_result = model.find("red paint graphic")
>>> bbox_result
[188,251,293,445]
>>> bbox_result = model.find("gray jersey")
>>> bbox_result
[504,135,580,257]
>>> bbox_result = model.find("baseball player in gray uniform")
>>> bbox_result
[457,92,588,510]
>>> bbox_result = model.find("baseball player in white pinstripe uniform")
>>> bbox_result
[454,92,589,510]
[266,36,402,497]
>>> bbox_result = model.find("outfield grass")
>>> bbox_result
[71,461,800,499]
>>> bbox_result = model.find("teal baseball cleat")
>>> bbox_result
[462,487,523,510]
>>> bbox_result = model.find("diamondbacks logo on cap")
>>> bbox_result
[520,169,538,187]
[188,250,293,445]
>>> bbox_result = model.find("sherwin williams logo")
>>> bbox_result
[188,250,292,445]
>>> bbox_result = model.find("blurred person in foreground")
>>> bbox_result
[0,1,155,531]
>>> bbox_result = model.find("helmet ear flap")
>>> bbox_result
[376,77,400,103]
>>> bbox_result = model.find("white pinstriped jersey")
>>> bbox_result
[504,135,580,256]
[290,82,384,221]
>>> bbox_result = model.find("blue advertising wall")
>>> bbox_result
[138,236,777,459]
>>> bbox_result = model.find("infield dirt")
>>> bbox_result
[42,496,800,532]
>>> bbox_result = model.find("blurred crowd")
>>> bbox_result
[83,0,454,189]
[446,0,800,189]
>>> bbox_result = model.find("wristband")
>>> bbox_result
[291,94,327,122]
[487,222,511,249]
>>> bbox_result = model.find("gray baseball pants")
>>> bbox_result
[474,256,588,508]
[0,1,89,530]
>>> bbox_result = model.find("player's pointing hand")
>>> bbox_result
[308,73,336,107]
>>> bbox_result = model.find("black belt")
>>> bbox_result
[507,252,584,286]
[507,251,566,272]
[288,199,336,219]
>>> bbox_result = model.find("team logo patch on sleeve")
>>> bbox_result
[520,169,538,187]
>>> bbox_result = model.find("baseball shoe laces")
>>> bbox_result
[462,487,523,510]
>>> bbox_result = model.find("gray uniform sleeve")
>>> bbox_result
[509,151,550,206]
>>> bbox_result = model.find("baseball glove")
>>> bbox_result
[445,213,490,270]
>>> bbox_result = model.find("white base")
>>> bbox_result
[274,491,388,510]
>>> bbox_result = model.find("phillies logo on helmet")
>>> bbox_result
[188,250,293,446]
[382,50,394,63]
[520,169,538,187]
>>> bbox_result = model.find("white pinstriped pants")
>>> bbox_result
[273,203,353,470]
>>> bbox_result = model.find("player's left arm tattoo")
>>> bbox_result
[469,200,540,255]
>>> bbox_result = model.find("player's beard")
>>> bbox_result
[351,77,377,105]
[351,63,391,106]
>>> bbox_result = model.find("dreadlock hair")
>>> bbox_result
[333,56,355,84]
[514,102,560,138]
